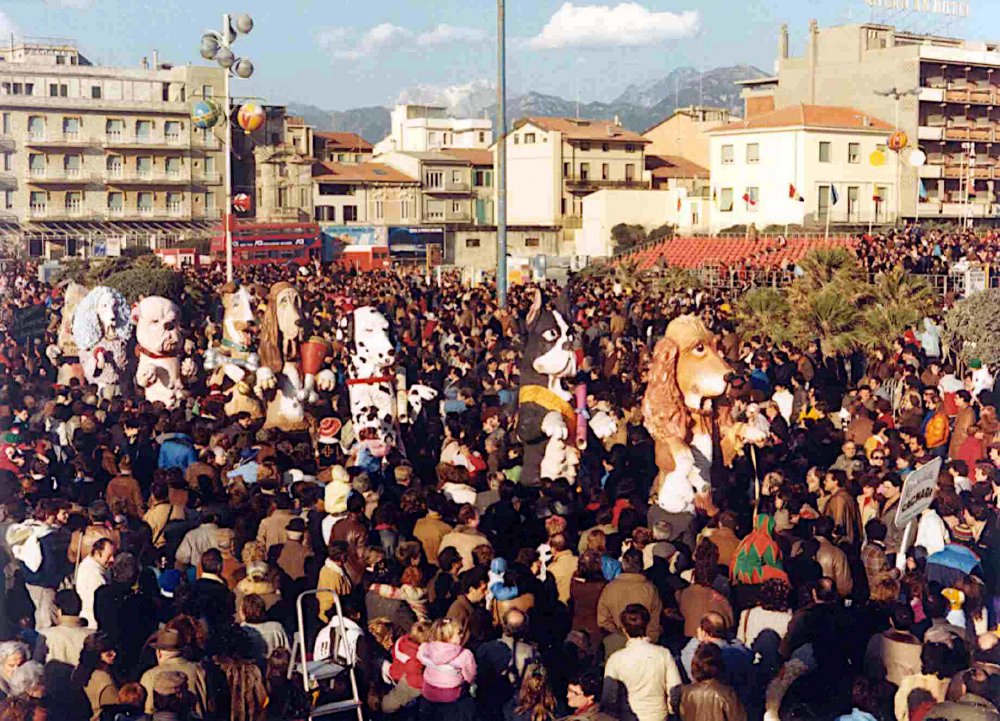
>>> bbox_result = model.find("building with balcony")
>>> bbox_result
[707,104,896,233]
[313,132,373,165]
[743,20,1000,220]
[0,37,226,256]
[504,116,650,228]
[377,150,495,225]
[373,104,493,155]
[643,106,734,169]
[313,161,420,225]
[252,115,316,223]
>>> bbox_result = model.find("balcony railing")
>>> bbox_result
[195,172,222,185]
[564,177,646,190]
[25,132,97,147]
[27,205,94,220]
[103,134,187,148]
[27,169,93,183]
[106,171,191,184]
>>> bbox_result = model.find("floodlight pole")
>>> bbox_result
[496,0,507,308]
[223,14,234,284]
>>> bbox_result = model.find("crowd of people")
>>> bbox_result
[0,225,997,721]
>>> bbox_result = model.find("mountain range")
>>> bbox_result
[287,64,767,145]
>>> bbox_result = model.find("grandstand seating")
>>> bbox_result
[621,235,859,271]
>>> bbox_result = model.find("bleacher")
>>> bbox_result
[621,235,860,271]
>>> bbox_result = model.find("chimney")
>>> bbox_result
[779,23,789,60]
[808,19,819,104]
[614,114,621,127]
[140,56,148,70]
[152,49,159,69]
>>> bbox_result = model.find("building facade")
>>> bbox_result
[313,131,372,165]
[377,150,494,225]
[707,104,896,233]
[373,104,492,155]
[642,106,734,169]
[748,20,1000,220]
[312,162,420,225]
[505,116,650,229]
[0,37,226,255]
[449,225,561,270]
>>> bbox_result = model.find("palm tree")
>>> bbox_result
[860,268,937,349]
[788,247,869,307]
[735,287,791,343]
[790,285,866,358]
[653,265,702,294]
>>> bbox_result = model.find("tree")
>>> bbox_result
[789,285,866,358]
[648,223,675,244]
[652,265,701,294]
[944,289,1000,367]
[860,268,937,349]
[736,287,791,344]
[788,247,868,307]
[610,223,646,254]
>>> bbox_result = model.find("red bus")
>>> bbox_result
[211,218,322,267]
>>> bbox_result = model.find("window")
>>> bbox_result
[473,170,492,187]
[165,121,181,141]
[28,116,45,139]
[138,192,153,214]
[401,199,411,219]
[137,157,153,177]
[3,190,12,210]
[451,170,462,184]
[513,134,519,145]
[579,163,589,180]
[56,55,65,65]
[746,186,759,211]
[300,188,309,208]
[162,83,170,102]
[344,205,358,222]
[64,191,82,213]
[48,84,66,98]
[91,85,101,99]
[721,145,734,164]
[625,163,636,182]
[848,143,860,164]
[819,141,831,163]
[201,85,214,98]
[524,237,540,248]
[451,200,462,213]
[277,187,289,208]
[746,143,760,164]
[205,156,215,176]
[479,132,485,142]
[206,192,216,210]
[562,162,570,178]
[465,238,481,248]
[375,199,384,219]
[847,186,859,218]
[818,185,831,218]
[106,119,124,139]
[107,192,123,212]
[29,154,45,177]
[64,155,81,176]
[136,121,152,141]
[719,188,734,212]
[524,133,536,144]
[106,155,123,176]
[560,198,566,215]
[165,157,181,177]
[2,154,9,171]
[1,113,9,134]
[29,191,47,210]
[425,171,443,188]
[602,143,609,152]
[579,141,590,151]
[62,117,80,139]
[425,200,444,219]
[625,144,636,153]
[167,192,182,213]
[602,163,609,180]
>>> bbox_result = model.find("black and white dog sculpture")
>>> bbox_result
[338,306,437,458]
[516,290,580,486]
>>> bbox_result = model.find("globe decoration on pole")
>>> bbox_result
[191,99,221,129]
[236,102,265,135]
[888,130,908,153]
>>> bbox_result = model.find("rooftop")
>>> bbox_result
[312,161,418,184]
[315,131,374,151]
[645,154,709,179]
[517,116,650,143]
[709,104,893,133]
[438,148,494,166]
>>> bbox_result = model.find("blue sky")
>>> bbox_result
[0,0,986,109]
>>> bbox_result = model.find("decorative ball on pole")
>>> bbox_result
[233,193,252,213]
[888,130,908,152]
[191,99,221,129]
[215,47,235,69]
[234,14,254,34]
[233,58,254,79]
[236,102,265,134]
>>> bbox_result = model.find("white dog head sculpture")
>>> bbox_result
[132,296,183,356]
[220,283,258,350]
[337,306,395,377]
[71,286,132,352]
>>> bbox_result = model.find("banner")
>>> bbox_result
[895,456,942,528]
[10,304,48,344]
[320,225,385,248]
[388,226,443,260]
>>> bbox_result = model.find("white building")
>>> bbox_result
[373,104,492,155]
[707,104,897,233]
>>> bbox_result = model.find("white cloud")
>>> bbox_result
[318,22,410,60]
[417,24,487,46]
[528,2,699,50]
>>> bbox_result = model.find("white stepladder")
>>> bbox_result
[293,588,365,721]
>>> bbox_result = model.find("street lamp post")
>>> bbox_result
[875,86,919,227]
[496,0,507,308]
[199,13,255,284]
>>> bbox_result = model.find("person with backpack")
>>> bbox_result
[475,609,543,721]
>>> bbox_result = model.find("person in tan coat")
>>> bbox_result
[143,479,186,549]
[256,496,299,552]
[317,541,353,622]
[413,495,452,564]
[823,472,863,547]
[597,550,663,645]
[950,391,977,460]
[437,505,490,572]
[68,501,121,566]
[139,629,210,717]
[545,534,579,604]
[814,517,853,597]
[105,456,143,518]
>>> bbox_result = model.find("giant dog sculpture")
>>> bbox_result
[516,290,579,486]
[257,282,335,431]
[204,283,264,418]
[71,286,133,400]
[133,296,196,409]
[48,281,89,386]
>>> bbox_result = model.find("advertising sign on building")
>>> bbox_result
[388,226,444,260]
[320,225,385,248]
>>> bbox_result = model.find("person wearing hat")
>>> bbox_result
[970,358,995,398]
[139,630,208,717]
[256,494,299,552]
[273,517,313,582]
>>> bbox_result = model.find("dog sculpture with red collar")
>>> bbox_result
[338,306,437,457]
[133,296,196,409]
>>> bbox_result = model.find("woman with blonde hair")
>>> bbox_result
[504,669,556,721]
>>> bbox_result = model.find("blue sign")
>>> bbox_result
[388,226,443,259]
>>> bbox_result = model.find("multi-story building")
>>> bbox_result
[373,104,493,155]
[504,116,650,229]
[0,37,226,255]
[313,132,372,165]
[312,162,420,225]
[707,104,896,233]
[642,105,734,168]
[377,150,495,225]
[253,115,314,223]
[743,20,1000,220]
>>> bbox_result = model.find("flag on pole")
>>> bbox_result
[830,185,840,205]
[712,188,718,204]
[789,183,804,202]
[677,197,682,212]
[918,179,928,200]
[741,191,757,207]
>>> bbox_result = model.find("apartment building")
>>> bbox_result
[253,115,314,223]
[744,21,1000,219]
[313,132,372,165]
[642,105,734,168]
[313,162,420,225]
[0,37,226,253]
[378,150,494,225]
[707,104,896,233]
[504,116,650,228]
[373,104,493,155]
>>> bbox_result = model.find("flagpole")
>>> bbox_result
[825,187,832,241]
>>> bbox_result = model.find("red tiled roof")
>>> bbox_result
[517,117,650,143]
[646,154,709,179]
[312,162,417,183]
[709,104,894,133]
[314,131,374,151]
[440,148,494,166]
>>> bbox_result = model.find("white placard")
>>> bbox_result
[895,456,943,529]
